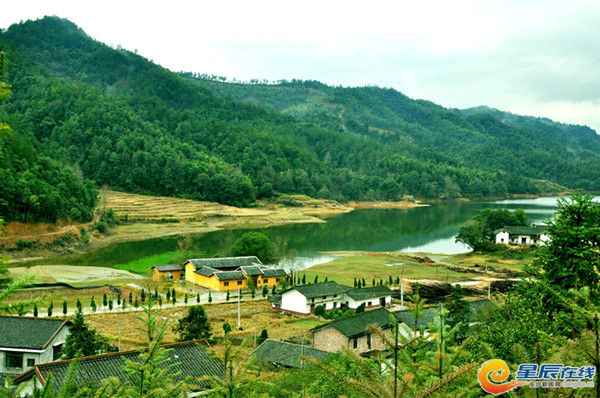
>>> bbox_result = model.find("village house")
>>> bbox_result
[494,225,550,246]
[13,340,224,397]
[0,316,70,378]
[183,256,286,291]
[311,307,440,355]
[250,339,331,368]
[274,281,393,315]
[151,264,183,281]
[311,307,393,355]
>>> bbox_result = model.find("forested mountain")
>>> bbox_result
[190,77,600,192]
[0,16,596,223]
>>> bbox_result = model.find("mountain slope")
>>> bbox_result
[0,16,588,215]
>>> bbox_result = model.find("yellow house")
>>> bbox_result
[184,257,287,292]
[151,264,183,282]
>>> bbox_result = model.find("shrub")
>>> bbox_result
[314,305,326,317]
[16,239,34,249]
[93,221,108,233]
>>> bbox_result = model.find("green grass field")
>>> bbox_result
[287,319,325,329]
[301,254,489,286]
[113,251,189,274]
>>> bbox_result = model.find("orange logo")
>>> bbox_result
[478,359,528,395]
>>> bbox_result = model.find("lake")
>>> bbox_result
[35,196,571,270]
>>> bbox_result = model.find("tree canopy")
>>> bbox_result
[455,208,529,251]
[230,232,279,264]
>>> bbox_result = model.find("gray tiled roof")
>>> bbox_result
[187,256,262,270]
[345,286,393,300]
[214,271,246,281]
[0,316,69,350]
[240,266,263,276]
[290,282,348,299]
[393,308,438,330]
[153,264,182,272]
[260,267,286,277]
[311,308,394,338]
[16,341,223,392]
[194,266,218,277]
[250,339,331,368]
[494,225,548,236]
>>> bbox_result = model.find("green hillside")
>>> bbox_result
[0,16,595,223]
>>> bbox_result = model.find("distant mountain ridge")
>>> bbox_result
[0,16,597,222]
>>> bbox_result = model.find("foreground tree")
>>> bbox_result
[62,310,110,359]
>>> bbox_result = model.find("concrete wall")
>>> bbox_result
[281,290,309,314]
[495,231,509,244]
[312,326,387,354]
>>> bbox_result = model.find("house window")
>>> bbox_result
[323,296,327,299]
[27,358,35,367]
[500,238,504,243]
[224,281,229,286]
[333,294,337,298]
[53,344,63,361]
[311,298,315,303]
[264,279,269,284]
[6,352,23,369]
[237,281,243,286]
[352,338,358,349]
[367,301,372,306]
[333,302,337,308]
[166,272,173,280]
[367,333,372,349]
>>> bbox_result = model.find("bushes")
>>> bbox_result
[16,239,34,249]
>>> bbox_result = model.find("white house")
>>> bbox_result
[0,316,70,378]
[276,282,393,315]
[494,225,550,246]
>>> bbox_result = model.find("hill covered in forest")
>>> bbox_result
[0,16,597,223]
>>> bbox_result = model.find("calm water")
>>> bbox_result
[33,196,575,269]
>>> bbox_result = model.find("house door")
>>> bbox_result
[380,297,386,307]
[521,237,527,244]
[310,304,315,313]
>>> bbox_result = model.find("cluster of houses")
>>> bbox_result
[1,254,491,395]
[152,256,286,291]
[0,316,223,396]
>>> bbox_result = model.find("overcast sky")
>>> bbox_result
[3,0,600,133]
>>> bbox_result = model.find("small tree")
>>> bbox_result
[251,288,256,300]
[354,277,357,288]
[262,285,268,298]
[47,301,53,317]
[197,293,200,304]
[302,274,306,285]
[63,300,67,316]
[90,296,97,313]
[208,292,212,304]
[171,288,176,303]
[173,306,212,342]
[314,275,318,284]
[159,297,163,307]
[154,288,159,300]
[134,296,139,308]
[117,294,122,305]
[140,289,146,303]
[166,289,171,301]
[128,292,133,305]
[184,293,188,304]
[272,285,276,295]
[226,290,230,302]
[33,303,38,317]
[103,293,108,307]
[76,299,82,313]
[223,322,232,336]
[258,329,268,345]
[314,305,326,317]
[108,299,113,311]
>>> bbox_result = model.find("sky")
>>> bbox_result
[2,0,600,133]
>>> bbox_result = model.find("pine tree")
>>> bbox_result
[272,285,277,295]
[226,290,230,302]
[62,310,109,359]
[171,288,176,302]
[196,293,200,303]
[166,289,171,301]
[154,288,159,300]
[258,329,269,345]
[90,296,97,313]
[76,299,82,313]
[47,301,53,317]
[134,296,139,308]
[209,292,213,303]
[33,303,38,317]
[262,284,268,297]
[173,306,212,342]
[103,293,108,307]
[141,289,146,303]
[117,294,122,305]
[314,275,319,284]
[108,299,113,311]
[302,274,306,285]
[129,291,133,304]
[251,288,256,299]
[62,300,67,315]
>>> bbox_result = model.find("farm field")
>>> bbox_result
[301,251,528,287]
[8,265,144,286]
